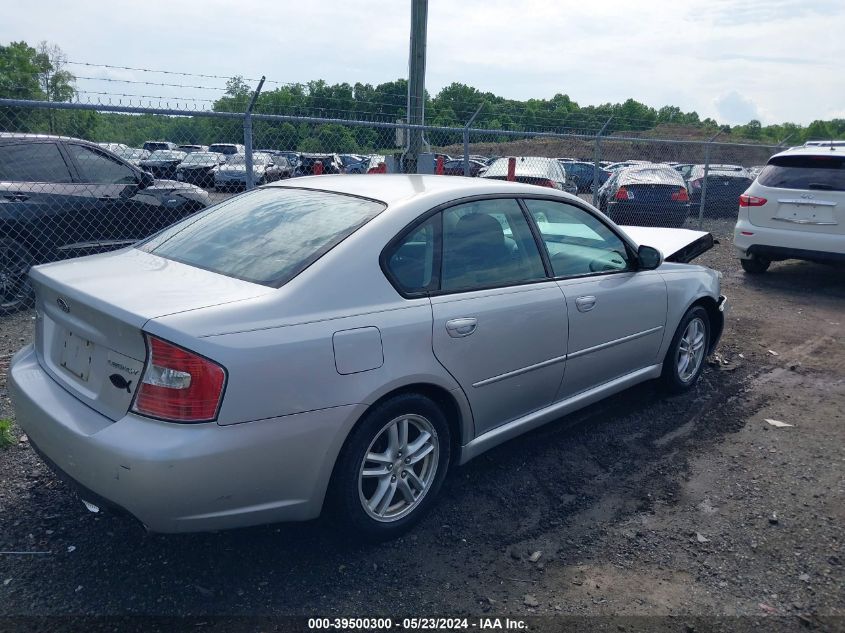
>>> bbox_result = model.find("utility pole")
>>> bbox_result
[406,0,428,173]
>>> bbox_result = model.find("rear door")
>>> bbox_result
[0,139,83,262]
[522,198,667,399]
[428,198,568,435]
[751,154,845,235]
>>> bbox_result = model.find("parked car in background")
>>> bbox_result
[0,133,210,313]
[295,153,343,176]
[605,160,653,172]
[734,145,845,273]
[175,151,227,187]
[207,143,245,156]
[213,153,286,190]
[9,175,724,540]
[481,156,572,192]
[138,149,187,180]
[558,160,610,193]
[277,151,301,172]
[673,163,696,181]
[442,158,487,177]
[142,141,178,153]
[98,142,129,154]
[596,164,691,227]
[687,165,753,217]
[178,144,209,153]
[115,147,150,168]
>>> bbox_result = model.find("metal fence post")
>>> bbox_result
[243,76,265,191]
[592,117,612,206]
[463,103,484,176]
[697,129,722,227]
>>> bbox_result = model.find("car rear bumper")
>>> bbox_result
[9,345,365,533]
[734,218,845,262]
[606,201,690,226]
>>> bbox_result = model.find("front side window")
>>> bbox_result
[441,198,546,292]
[139,188,385,286]
[66,144,137,184]
[523,199,631,277]
[0,142,72,183]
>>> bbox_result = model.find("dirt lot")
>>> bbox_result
[1,219,843,631]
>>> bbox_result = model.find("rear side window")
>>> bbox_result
[139,188,385,286]
[0,142,72,183]
[758,155,845,191]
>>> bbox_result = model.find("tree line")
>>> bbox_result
[1,39,843,154]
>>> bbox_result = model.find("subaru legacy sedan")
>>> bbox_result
[10,175,725,540]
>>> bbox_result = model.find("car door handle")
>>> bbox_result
[445,317,477,338]
[575,296,597,312]
[3,193,29,202]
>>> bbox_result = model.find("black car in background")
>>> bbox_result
[175,151,227,187]
[686,165,753,217]
[138,149,187,179]
[596,164,691,227]
[295,153,343,176]
[0,134,210,313]
[558,160,611,193]
[207,143,245,156]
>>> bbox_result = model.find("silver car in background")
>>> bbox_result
[10,176,725,540]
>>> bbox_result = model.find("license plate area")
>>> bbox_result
[60,330,94,381]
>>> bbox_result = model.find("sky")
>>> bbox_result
[2,0,843,126]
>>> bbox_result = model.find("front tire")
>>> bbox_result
[661,305,710,393]
[740,255,770,274]
[330,393,451,541]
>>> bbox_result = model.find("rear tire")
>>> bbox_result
[661,305,710,393]
[740,256,770,274]
[330,393,451,542]
[0,238,34,315]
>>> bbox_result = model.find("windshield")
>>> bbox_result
[182,152,220,165]
[148,150,184,160]
[138,188,386,286]
[758,155,845,191]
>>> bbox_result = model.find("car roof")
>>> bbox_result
[268,174,580,207]
[770,145,845,160]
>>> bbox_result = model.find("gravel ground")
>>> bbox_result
[1,219,843,631]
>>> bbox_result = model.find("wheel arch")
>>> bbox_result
[689,295,723,355]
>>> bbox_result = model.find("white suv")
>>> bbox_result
[734,145,845,273]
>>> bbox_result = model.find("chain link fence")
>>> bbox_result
[0,98,782,313]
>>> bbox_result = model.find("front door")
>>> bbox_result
[521,198,667,399]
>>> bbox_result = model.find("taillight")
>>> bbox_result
[739,194,767,207]
[132,335,226,423]
[615,187,631,201]
[689,178,702,189]
[671,187,690,202]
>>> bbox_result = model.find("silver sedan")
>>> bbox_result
[10,175,726,540]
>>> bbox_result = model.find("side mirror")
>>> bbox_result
[637,245,663,270]
[137,170,154,189]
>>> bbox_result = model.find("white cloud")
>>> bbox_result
[0,0,841,125]
[714,91,761,125]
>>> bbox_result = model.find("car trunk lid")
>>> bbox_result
[29,247,271,421]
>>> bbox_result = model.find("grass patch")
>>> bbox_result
[0,418,15,449]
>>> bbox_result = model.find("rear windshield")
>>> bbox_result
[758,155,845,191]
[138,188,386,286]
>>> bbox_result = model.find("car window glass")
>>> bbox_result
[0,142,72,183]
[67,145,137,184]
[139,188,385,287]
[385,215,437,294]
[523,199,631,277]
[441,198,546,292]
[757,155,845,191]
